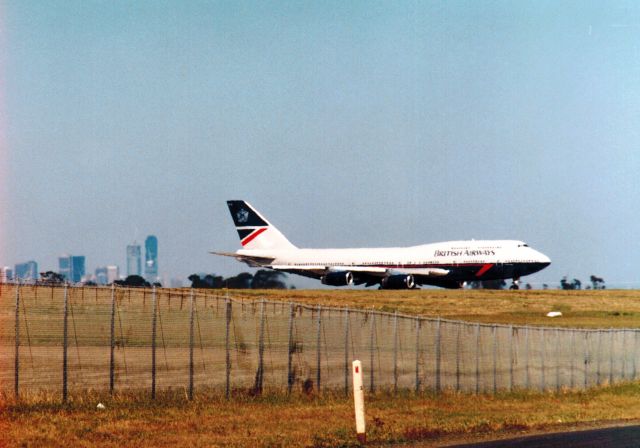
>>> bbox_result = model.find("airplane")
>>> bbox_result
[213,200,551,290]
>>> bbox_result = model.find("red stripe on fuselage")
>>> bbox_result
[475,263,494,277]
[241,227,267,246]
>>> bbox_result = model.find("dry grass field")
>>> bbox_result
[232,288,640,328]
[3,385,640,447]
[3,287,640,447]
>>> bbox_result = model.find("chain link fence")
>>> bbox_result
[0,283,638,401]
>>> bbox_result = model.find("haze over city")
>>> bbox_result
[1,1,639,288]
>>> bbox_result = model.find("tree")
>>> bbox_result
[590,275,605,290]
[114,275,150,288]
[224,272,254,289]
[560,276,582,290]
[251,269,287,289]
[40,271,65,285]
[189,271,289,289]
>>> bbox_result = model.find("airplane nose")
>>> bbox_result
[537,251,551,266]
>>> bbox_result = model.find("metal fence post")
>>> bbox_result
[540,328,546,391]
[316,305,322,394]
[415,318,421,393]
[151,286,157,400]
[254,299,265,395]
[225,298,232,400]
[596,330,602,386]
[555,329,560,392]
[475,323,480,394]
[109,284,116,395]
[14,283,20,400]
[609,330,614,385]
[492,326,497,394]
[393,312,398,394]
[287,303,295,395]
[62,284,69,403]
[622,330,627,380]
[524,326,530,390]
[369,313,375,392]
[435,318,442,393]
[455,323,461,392]
[344,307,350,396]
[189,290,195,400]
[584,331,589,389]
[508,325,514,392]
[570,330,575,389]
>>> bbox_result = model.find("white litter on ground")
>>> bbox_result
[546,311,562,318]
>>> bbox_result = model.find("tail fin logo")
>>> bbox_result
[236,208,249,224]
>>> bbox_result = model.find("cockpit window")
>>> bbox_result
[518,243,529,247]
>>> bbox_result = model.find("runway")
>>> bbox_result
[450,424,640,448]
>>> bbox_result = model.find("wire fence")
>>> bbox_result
[1,283,638,402]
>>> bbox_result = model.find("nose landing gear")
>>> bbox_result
[509,278,521,290]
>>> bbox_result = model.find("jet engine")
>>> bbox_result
[380,274,415,289]
[321,271,354,286]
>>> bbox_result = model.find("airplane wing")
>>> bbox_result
[210,251,276,268]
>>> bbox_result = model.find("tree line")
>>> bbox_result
[188,270,290,289]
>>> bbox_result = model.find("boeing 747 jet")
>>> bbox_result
[213,201,550,289]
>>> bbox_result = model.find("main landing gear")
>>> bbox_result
[509,278,521,290]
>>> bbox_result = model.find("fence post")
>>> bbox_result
[254,299,265,395]
[475,323,480,394]
[189,290,194,400]
[555,329,560,392]
[570,330,575,389]
[151,286,157,400]
[393,312,398,394]
[524,326,530,390]
[609,330,614,385]
[225,298,232,400]
[316,305,322,394]
[344,307,350,396]
[110,284,116,395]
[415,318,421,393]
[455,323,461,392]
[492,326,497,394]
[584,331,589,389]
[369,313,375,393]
[63,284,69,403]
[435,318,442,394]
[622,330,627,380]
[596,330,602,386]
[14,283,20,400]
[287,303,295,395]
[508,325,513,392]
[540,328,546,391]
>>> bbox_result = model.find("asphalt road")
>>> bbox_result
[450,425,640,448]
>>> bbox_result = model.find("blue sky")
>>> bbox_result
[2,1,640,287]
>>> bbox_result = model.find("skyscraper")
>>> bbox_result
[58,255,86,283]
[95,266,108,285]
[15,261,38,282]
[96,265,120,285]
[144,235,158,283]
[1,267,14,283]
[127,244,142,277]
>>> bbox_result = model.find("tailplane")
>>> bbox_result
[226,200,297,250]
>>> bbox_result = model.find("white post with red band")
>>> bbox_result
[352,360,366,443]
